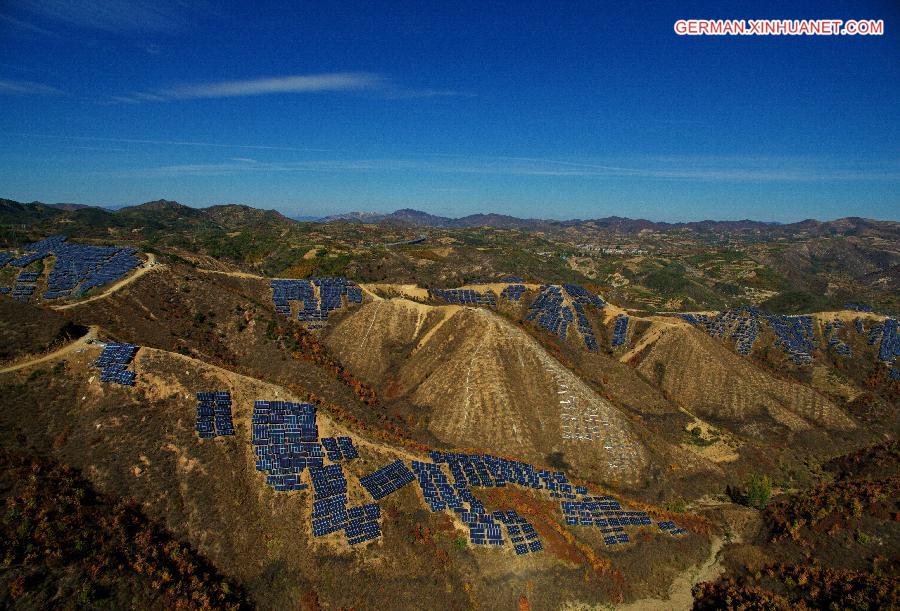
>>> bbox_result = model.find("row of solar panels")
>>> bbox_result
[525,284,605,351]
[411,457,547,552]
[0,235,141,300]
[321,436,359,461]
[500,284,527,301]
[429,288,497,306]
[196,390,235,438]
[270,277,363,325]
[684,306,818,364]
[359,460,416,500]
[611,314,629,347]
[94,343,139,386]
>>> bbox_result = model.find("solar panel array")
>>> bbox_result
[500,284,527,301]
[657,521,688,536]
[526,285,570,338]
[310,463,382,545]
[270,277,362,325]
[429,288,497,306]
[51,245,140,298]
[823,320,852,357]
[10,265,41,301]
[0,235,141,300]
[12,283,35,301]
[471,275,525,284]
[252,400,321,492]
[320,436,359,461]
[563,284,606,308]
[0,252,13,268]
[494,510,543,555]
[412,453,541,550]
[878,318,898,363]
[195,391,234,438]
[249,398,383,544]
[561,498,653,545]
[93,342,138,386]
[359,460,416,500]
[9,235,67,267]
[611,315,629,347]
[525,284,605,350]
[683,306,817,364]
[566,294,600,351]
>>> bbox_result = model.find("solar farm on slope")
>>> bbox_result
[0,235,142,301]
[240,389,686,555]
[680,305,899,376]
[93,342,139,386]
[682,306,818,363]
[270,277,363,328]
[525,283,606,350]
[195,391,235,439]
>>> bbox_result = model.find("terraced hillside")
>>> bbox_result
[1,219,897,610]
[629,320,856,433]
[325,298,655,486]
[0,327,713,610]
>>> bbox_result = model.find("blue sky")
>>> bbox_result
[0,0,897,222]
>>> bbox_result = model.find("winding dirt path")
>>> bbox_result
[609,535,728,611]
[52,253,161,310]
[0,326,98,374]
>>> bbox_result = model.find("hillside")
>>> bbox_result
[325,299,655,485]
[0,209,896,609]
[0,331,715,609]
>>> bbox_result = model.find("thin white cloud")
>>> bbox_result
[135,156,900,182]
[0,14,61,38]
[8,133,332,152]
[112,73,471,103]
[0,78,62,95]
[12,0,196,33]
[158,73,384,100]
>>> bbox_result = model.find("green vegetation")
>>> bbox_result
[745,473,773,509]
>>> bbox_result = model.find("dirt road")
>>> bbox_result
[52,253,161,310]
[0,326,98,374]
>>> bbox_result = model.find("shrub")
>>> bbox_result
[746,473,772,509]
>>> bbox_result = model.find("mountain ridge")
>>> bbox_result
[1,197,897,237]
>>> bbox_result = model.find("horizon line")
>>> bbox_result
[3,196,898,226]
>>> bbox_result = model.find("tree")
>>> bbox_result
[745,473,772,509]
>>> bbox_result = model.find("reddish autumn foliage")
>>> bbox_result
[0,450,251,609]
[765,476,899,543]
[279,323,379,406]
[693,563,899,610]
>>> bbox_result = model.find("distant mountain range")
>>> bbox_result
[316,207,899,237]
[1,198,897,238]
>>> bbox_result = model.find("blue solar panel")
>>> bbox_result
[196,390,234,438]
[500,284,527,301]
[252,400,321,491]
[270,277,363,326]
[93,342,139,386]
[877,318,899,362]
[429,288,497,307]
[319,436,359,461]
[611,314,629,347]
[360,460,415,500]
[683,306,822,364]
[1,236,142,299]
[525,284,604,349]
